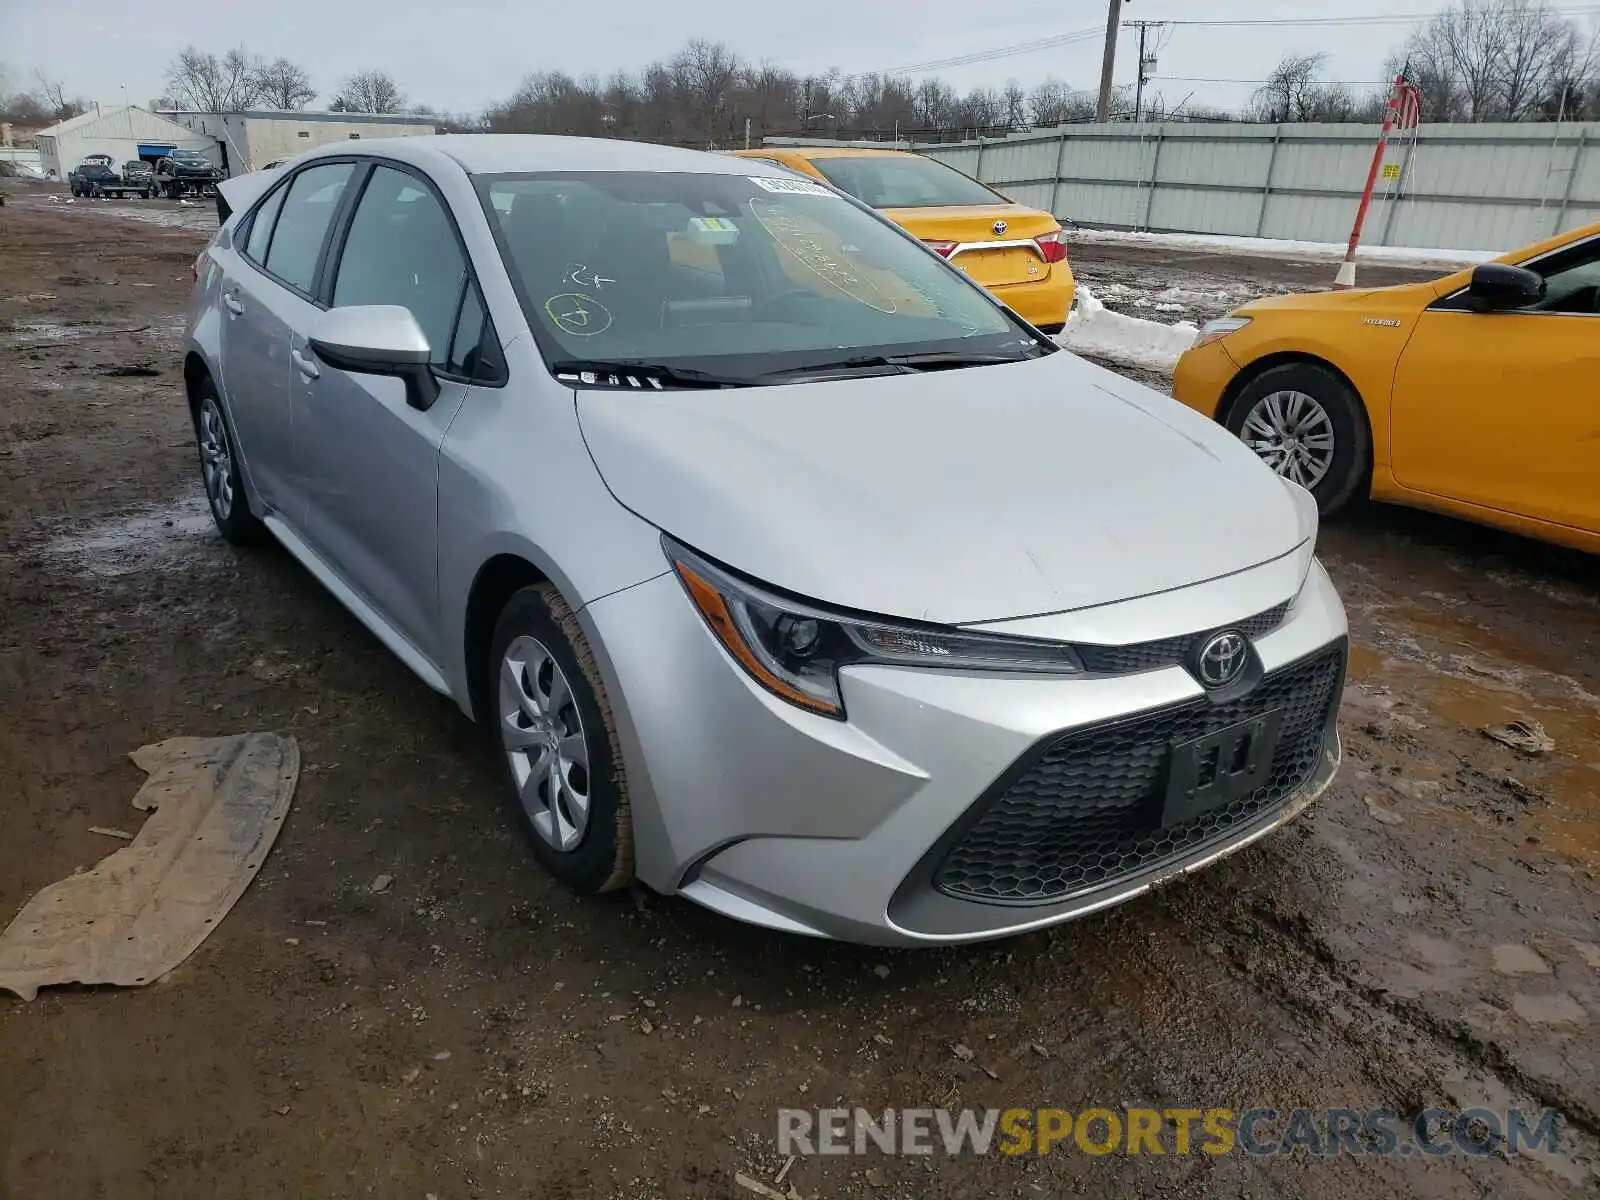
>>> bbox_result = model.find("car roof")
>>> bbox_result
[295,134,798,179]
[755,147,924,161]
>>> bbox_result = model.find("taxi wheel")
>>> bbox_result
[1225,363,1370,516]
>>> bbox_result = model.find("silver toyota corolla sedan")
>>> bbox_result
[186,135,1347,945]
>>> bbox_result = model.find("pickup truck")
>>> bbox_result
[68,158,153,199]
[153,148,221,198]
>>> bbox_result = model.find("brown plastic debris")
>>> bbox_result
[0,734,299,1000]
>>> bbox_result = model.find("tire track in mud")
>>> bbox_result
[1177,878,1598,1175]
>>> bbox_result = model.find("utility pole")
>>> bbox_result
[1127,21,1163,122]
[1096,0,1123,122]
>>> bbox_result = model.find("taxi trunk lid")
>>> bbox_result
[882,205,1058,287]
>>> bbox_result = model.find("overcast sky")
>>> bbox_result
[0,0,1529,117]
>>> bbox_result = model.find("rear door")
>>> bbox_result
[217,160,355,518]
[292,162,496,661]
[1390,236,1600,532]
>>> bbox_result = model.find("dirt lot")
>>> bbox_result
[1,188,1597,1199]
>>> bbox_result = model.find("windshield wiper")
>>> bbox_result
[550,359,758,390]
[758,345,1050,380]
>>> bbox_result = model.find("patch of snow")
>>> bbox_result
[6,321,80,342]
[42,495,218,577]
[1069,228,1497,271]
[1054,286,1198,375]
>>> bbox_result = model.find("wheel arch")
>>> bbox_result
[182,351,213,424]
[462,554,553,727]
[1217,350,1366,430]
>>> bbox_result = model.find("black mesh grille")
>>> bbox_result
[934,642,1343,905]
[1076,602,1291,675]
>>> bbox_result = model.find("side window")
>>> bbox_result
[242,181,288,264]
[332,165,467,366]
[264,162,355,294]
[1533,241,1600,315]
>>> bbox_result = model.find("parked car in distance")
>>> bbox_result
[69,158,152,199]
[68,159,121,196]
[1174,222,1600,554]
[122,160,155,194]
[731,146,1075,332]
[154,148,221,197]
[189,136,1345,945]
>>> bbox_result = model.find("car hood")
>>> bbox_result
[576,353,1306,625]
[1236,279,1447,315]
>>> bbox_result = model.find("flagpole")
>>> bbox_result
[1337,73,1412,289]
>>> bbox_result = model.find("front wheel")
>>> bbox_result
[1225,362,1371,515]
[489,584,633,895]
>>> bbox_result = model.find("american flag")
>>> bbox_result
[1392,79,1423,129]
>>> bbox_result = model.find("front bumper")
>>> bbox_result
[582,559,1347,946]
[1172,339,1240,420]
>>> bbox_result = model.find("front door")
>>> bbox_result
[293,164,483,663]
[1390,236,1600,533]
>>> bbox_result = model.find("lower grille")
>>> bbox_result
[1076,601,1291,675]
[934,641,1344,905]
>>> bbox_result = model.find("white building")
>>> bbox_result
[160,110,436,175]
[36,105,215,179]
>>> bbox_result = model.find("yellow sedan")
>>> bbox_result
[730,147,1075,331]
[1173,223,1600,554]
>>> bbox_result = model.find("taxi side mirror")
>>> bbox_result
[1466,263,1545,312]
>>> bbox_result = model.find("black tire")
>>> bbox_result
[1224,362,1371,516]
[489,584,633,895]
[192,377,266,544]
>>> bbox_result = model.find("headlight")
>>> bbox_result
[1193,316,1252,348]
[664,537,1083,719]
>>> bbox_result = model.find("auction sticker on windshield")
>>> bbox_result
[748,176,836,197]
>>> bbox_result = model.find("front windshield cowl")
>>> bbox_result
[478,169,1037,386]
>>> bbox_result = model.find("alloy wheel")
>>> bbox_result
[198,397,234,520]
[1239,389,1336,488]
[499,634,592,852]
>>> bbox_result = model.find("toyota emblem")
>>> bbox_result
[1196,631,1248,688]
[992,219,1008,236]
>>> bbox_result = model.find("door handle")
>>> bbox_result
[222,292,244,315]
[291,348,320,380]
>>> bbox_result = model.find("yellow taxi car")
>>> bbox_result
[1173,223,1600,554]
[731,147,1075,331]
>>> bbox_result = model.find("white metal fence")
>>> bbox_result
[771,122,1600,253]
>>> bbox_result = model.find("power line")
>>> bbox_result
[1153,76,1393,86]
[1154,6,1600,26]
[840,26,1102,81]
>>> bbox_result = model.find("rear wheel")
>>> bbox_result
[193,380,265,543]
[489,584,633,895]
[1225,362,1371,515]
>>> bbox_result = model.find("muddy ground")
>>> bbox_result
[1,188,1597,1199]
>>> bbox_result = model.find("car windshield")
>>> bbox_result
[171,149,205,160]
[480,170,1038,381]
[807,155,1007,209]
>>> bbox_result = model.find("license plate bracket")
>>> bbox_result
[1162,710,1283,828]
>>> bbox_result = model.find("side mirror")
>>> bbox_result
[1466,263,1545,313]
[309,305,440,410]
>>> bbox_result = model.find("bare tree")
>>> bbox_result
[32,70,85,120]
[165,47,266,112]
[1252,53,1330,121]
[252,58,315,110]
[1028,79,1095,126]
[331,70,406,114]
[1402,0,1597,121]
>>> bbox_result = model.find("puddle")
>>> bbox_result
[5,322,81,343]
[40,494,218,577]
